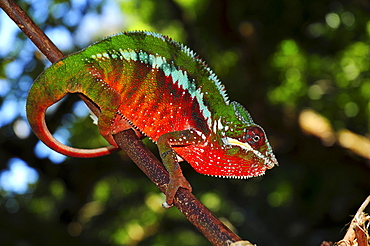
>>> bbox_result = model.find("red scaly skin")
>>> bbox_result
[27,32,278,206]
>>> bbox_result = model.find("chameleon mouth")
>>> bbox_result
[265,154,278,169]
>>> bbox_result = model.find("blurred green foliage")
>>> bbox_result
[269,36,370,132]
[0,0,369,246]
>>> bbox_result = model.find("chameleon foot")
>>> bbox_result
[163,175,192,209]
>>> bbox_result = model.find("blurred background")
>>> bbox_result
[0,0,369,245]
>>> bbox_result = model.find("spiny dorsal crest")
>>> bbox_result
[141,31,230,105]
[231,101,254,124]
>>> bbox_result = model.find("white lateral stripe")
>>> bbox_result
[224,137,253,151]
[223,137,276,168]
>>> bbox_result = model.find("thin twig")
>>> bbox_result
[0,0,100,116]
[0,0,245,245]
[336,195,370,246]
[0,0,63,62]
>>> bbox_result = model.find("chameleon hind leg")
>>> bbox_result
[157,129,205,208]
[99,112,145,147]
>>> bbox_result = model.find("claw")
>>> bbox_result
[162,202,173,209]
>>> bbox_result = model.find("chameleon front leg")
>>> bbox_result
[157,129,205,208]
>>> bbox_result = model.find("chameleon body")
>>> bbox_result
[26,31,278,206]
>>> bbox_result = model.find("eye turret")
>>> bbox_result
[245,126,265,148]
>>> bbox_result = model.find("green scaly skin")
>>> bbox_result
[27,31,278,207]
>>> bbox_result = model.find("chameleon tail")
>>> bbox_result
[26,62,120,158]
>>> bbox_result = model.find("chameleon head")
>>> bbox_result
[209,101,278,178]
[222,124,278,172]
[176,101,278,178]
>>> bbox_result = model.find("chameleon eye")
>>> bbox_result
[252,135,260,142]
[245,126,265,147]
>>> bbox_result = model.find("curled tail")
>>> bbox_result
[26,60,120,158]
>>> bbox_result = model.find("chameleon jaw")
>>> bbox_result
[222,137,277,169]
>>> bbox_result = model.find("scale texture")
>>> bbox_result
[26,31,278,204]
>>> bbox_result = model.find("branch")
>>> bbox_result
[0,1,245,245]
[114,130,243,245]
[0,0,63,62]
[0,0,100,116]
